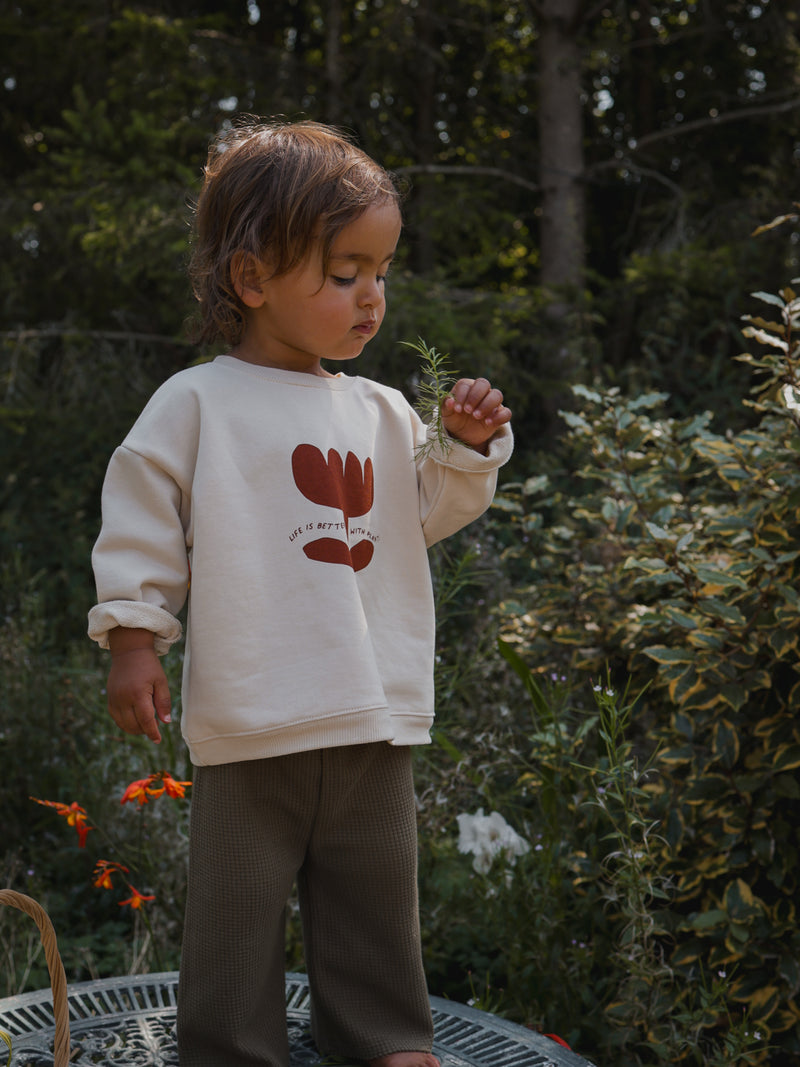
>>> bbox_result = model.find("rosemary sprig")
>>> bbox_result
[401,336,458,459]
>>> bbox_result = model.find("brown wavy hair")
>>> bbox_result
[189,118,402,347]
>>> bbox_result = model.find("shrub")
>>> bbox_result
[492,269,800,1061]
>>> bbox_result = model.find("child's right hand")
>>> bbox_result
[107,629,172,744]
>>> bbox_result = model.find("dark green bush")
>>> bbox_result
[494,271,800,1061]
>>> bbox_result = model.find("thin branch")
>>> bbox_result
[630,95,800,150]
[586,159,686,199]
[0,328,193,346]
[393,102,800,205]
[393,163,540,194]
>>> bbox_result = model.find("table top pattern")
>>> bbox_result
[0,971,597,1067]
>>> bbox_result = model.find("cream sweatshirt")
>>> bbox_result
[88,355,513,765]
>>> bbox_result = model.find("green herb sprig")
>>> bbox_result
[401,336,458,459]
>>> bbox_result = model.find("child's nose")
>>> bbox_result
[358,278,382,307]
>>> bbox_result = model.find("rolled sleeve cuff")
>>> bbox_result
[88,601,183,655]
[427,422,514,469]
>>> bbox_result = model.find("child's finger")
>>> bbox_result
[154,676,173,725]
[471,388,505,420]
[448,378,498,414]
[481,402,513,428]
[135,703,162,744]
[123,692,162,743]
[460,378,492,413]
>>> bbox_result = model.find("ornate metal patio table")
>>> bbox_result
[0,971,597,1067]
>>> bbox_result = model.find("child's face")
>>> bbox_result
[235,201,402,375]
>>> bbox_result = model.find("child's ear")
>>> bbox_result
[231,251,268,308]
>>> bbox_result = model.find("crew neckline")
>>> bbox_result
[214,354,354,389]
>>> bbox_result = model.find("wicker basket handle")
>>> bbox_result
[0,890,70,1067]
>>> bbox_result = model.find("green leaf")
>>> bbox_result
[723,878,764,922]
[772,744,800,773]
[748,291,787,307]
[627,390,670,410]
[523,474,549,495]
[491,495,524,514]
[645,521,672,541]
[670,666,704,706]
[690,908,727,930]
[756,523,791,546]
[643,645,693,664]
[686,629,724,650]
[740,325,789,351]
[685,774,732,802]
[672,712,694,739]
[671,941,702,966]
[698,598,746,627]
[719,685,747,713]
[741,315,786,333]
[663,606,699,629]
[746,668,772,691]
[694,566,748,589]
[681,682,721,712]
[624,555,669,572]
[774,773,800,799]
[712,720,740,767]
[571,383,604,404]
[768,629,797,658]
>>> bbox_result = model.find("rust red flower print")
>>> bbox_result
[291,444,375,571]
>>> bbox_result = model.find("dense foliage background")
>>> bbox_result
[1,2,799,1065]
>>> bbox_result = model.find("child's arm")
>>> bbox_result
[413,374,513,547]
[106,627,172,745]
[441,377,512,452]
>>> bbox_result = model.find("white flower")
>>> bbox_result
[456,808,530,875]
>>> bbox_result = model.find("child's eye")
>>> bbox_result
[330,271,389,286]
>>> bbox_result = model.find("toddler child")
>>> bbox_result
[88,119,513,1067]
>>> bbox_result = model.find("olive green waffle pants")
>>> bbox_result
[176,742,434,1066]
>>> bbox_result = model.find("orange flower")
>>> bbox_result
[118,885,155,909]
[120,775,162,806]
[120,771,192,805]
[160,772,192,799]
[92,859,129,890]
[31,797,93,848]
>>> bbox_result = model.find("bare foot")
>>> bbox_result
[367,1054,440,1067]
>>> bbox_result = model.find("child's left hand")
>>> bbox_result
[441,377,512,453]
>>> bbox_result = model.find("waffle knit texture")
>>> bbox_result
[176,743,434,1066]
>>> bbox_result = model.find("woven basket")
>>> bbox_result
[0,890,70,1067]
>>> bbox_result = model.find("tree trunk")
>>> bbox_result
[537,0,585,296]
[411,0,437,273]
[324,0,343,125]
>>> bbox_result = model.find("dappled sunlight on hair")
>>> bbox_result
[189,118,402,347]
